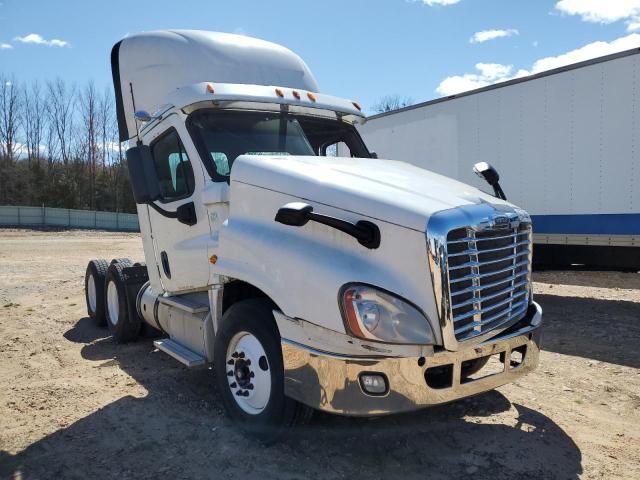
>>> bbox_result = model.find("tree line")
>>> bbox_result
[0,74,136,213]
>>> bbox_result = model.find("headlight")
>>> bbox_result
[340,285,435,345]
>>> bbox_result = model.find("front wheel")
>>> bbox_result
[214,299,312,440]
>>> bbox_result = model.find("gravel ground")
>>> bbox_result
[0,229,639,480]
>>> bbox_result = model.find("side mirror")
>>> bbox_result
[274,202,313,226]
[126,145,161,204]
[370,151,378,159]
[473,162,507,200]
[473,162,499,185]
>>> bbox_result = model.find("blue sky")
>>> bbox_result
[1,0,640,113]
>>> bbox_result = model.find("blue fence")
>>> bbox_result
[0,205,139,232]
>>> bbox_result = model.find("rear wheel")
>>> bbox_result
[214,299,312,440]
[85,259,109,326]
[104,261,140,343]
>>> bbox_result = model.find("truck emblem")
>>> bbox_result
[492,215,510,228]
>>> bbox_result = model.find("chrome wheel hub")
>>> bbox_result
[226,331,271,415]
[87,274,97,313]
[106,280,119,326]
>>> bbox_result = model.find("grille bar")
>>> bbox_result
[447,240,530,258]
[450,270,528,296]
[451,279,529,309]
[448,250,529,271]
[447,231,529,244]
[453,289,528,322]
[445,222,532,342]
[449,259,529,284]
[454,301,529,336]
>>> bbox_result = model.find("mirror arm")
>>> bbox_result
[493,183,507,201]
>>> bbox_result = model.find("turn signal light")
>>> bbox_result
[275,88,284,98]
[206,83,215,93]
[352,101,362,111]
[307,92,317,102]
[209,254,218,264]
[292,90,301,99]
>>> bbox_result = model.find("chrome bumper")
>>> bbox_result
[282,301,542,416]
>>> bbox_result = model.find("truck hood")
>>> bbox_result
[232,155,512,231]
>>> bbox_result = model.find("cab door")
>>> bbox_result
[144,118,211,293]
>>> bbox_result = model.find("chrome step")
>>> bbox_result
[154,338,206,368]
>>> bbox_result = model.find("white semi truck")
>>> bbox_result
[359,48,640,270]
[84,30,542,435]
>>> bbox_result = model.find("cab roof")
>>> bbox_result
[111,30,321,141]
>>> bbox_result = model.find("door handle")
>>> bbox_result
[160,251,171,279]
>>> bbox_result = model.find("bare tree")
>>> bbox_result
[372,94,413,114]
[78,81,100,209]
[23,81,44,164]
[98,87,113,168]
[46,78,76,164]
[0,75,22,162]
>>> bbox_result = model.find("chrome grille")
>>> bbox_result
[445,223,532,342]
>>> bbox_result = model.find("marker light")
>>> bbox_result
[341,285,435,344]
[352,101,362,111]
[292,90,301,99]
[275,88,284,98]
[206,83,215,93]
[307,92,317,102]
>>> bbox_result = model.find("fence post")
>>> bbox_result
[68,208,71,227]
[116,212,120,230]
[17,206,21,226]
[42,204,45,225]
[94,210,97,229]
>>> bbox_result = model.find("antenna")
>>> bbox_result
[129,82,141,142]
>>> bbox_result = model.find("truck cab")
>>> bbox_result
[85,30,542,435]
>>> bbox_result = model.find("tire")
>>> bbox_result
[214,299,312,441]
[85,259,109,326]
[104,261,140,343]
[111,257,132,266]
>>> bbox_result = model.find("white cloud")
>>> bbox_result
[555,0,640,32]
[470,29,519,44]
[437,33,640,96]
[14,33,69,47]
[0,42,12,49]
[421,0,461,6]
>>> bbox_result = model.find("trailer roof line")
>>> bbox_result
[367,47,640,120]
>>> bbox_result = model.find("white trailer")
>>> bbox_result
[359,48,640,269]
[84,30,542,439]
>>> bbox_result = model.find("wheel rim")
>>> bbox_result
[226,331,271,415]
[106,280,120,326]
[87,274,97,313]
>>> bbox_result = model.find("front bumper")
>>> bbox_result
[282,301,542,416]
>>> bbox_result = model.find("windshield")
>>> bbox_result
[187,109,371,181]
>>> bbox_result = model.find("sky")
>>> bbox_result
[1,0,640,113]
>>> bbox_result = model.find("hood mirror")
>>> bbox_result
[473,162,507,200]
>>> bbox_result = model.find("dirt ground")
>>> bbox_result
[0,230,639,480]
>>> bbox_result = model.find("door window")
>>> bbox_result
[150,129,195,202]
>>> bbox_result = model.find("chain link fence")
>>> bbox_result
[0,206,139,232]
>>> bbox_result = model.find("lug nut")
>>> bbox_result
[227,371,233,377]
[227,359,234,365]
[230,382,237,389]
